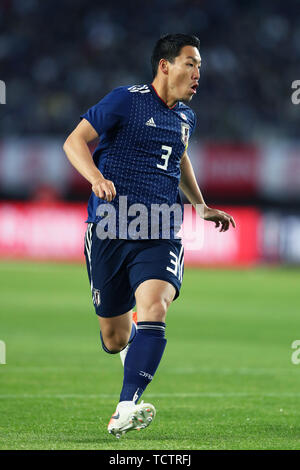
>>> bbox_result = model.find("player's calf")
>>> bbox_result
[98,310,135,354]
[120,312,138,366]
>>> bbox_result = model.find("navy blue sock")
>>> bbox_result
[100,322,137,354]
[119,321,167,403]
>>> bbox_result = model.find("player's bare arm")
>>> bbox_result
[63,118,116,202]
[179,150,236,232]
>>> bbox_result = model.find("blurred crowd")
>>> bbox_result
[0,0,299,141]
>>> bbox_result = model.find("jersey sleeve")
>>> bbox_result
[80,87,131,136]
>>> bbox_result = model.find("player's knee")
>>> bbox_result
[145,299,169,322]
[102,331,129,354]
[104,340,127,354]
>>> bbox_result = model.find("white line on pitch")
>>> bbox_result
[0,392,300,399]
[3,366,298,375]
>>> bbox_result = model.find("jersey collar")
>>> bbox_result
[149,84,179,111]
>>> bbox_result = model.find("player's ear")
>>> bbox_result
[159,59,169,76]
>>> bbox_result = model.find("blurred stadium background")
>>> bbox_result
[1,0,300,450]
[0,0,299,264]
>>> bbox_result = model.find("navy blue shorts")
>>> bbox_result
[84,223,184,317]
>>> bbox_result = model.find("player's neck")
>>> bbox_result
[151,79,178,109]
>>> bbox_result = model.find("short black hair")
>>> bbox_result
[151,34,200,79]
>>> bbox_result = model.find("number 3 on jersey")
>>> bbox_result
[157,145,172,171]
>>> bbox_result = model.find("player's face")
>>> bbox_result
[168,45,201,102]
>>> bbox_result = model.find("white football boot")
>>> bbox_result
[107,400,156,439]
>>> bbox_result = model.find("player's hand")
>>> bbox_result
[91,176,116,202]
[203,206,236,232]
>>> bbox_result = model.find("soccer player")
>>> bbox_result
[63,33,235,438]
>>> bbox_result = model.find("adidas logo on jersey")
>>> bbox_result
[145,117,156,127]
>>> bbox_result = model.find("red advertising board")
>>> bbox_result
[199,143,260,197]
[0,201,87,261]
[182,206,261,266]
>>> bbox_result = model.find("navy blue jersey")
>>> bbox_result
[80,84,196,239]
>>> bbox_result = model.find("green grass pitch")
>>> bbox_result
[0,261,300,450]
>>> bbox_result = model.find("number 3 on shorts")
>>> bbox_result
[166,247,184,282]
[157,145,172,171]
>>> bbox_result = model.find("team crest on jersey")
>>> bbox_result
[180,112,187,121]
[92,288,101,307]
[181,123,190,147]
